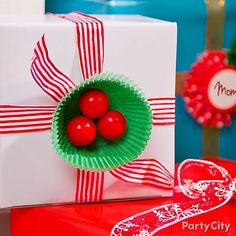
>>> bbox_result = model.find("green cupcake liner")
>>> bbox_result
[51,73,152,171]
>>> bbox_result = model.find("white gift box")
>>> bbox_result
[0,14,177,208]
[0,0,44,16]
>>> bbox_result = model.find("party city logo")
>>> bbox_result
[182,221,231,233]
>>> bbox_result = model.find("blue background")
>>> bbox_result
[45,0,236,162]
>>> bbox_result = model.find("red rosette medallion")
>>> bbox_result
[183,50,236,128]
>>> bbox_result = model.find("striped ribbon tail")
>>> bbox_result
[75,169,105,203]
[30,34,76,102]
[57,12,104,80]
[148,97,176,126]
[0,105,56,134]
[110,158,174,190]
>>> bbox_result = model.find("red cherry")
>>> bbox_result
[66,116,96,147]
[97,110,127,140]
[78,89,109,118]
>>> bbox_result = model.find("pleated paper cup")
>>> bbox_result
[52,73,152,171]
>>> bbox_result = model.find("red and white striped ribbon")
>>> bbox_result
[148,97,176,126]
[57,12,104,80]
[75,169,104,203]
[55,12,105,203]
[110,158,174,190]
[1,12,174,203]
[30,34,76,103]
[0,105,56,134]
[75,158,173,203]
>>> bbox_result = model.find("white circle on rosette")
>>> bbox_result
[207,69,236,112]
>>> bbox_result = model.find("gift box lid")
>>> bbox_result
[0,14,175,25]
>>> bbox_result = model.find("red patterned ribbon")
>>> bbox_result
[0,105,56,134]
[76,158,174,203]
[75,170,104,203]
[31,34,76,102]
[148,98,176,126]
[110,159,236,236]
[0,12,175,204]
[56,12,104,80]
[110,158,174,190]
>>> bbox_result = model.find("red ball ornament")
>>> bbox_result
[97,110,127,140]
[78,89,109,118]
[66,116,96,147]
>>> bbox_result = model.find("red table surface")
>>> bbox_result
[11,158,236,236]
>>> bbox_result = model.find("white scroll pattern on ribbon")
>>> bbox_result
[110,159,236,236]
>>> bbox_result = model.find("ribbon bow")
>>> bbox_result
[0,12,176,204]
[111,159,236,236]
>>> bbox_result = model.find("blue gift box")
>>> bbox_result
[46,0,236,161]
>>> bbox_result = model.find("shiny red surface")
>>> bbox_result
[78,89,109,118]
[66,116,96,146]
[97,110,127,140]
[11,158,236,236]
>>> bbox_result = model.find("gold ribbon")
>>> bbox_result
[176,1,225,157]
[205,0,225,50]
[176,71,188,94]
[203,0,225,157]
